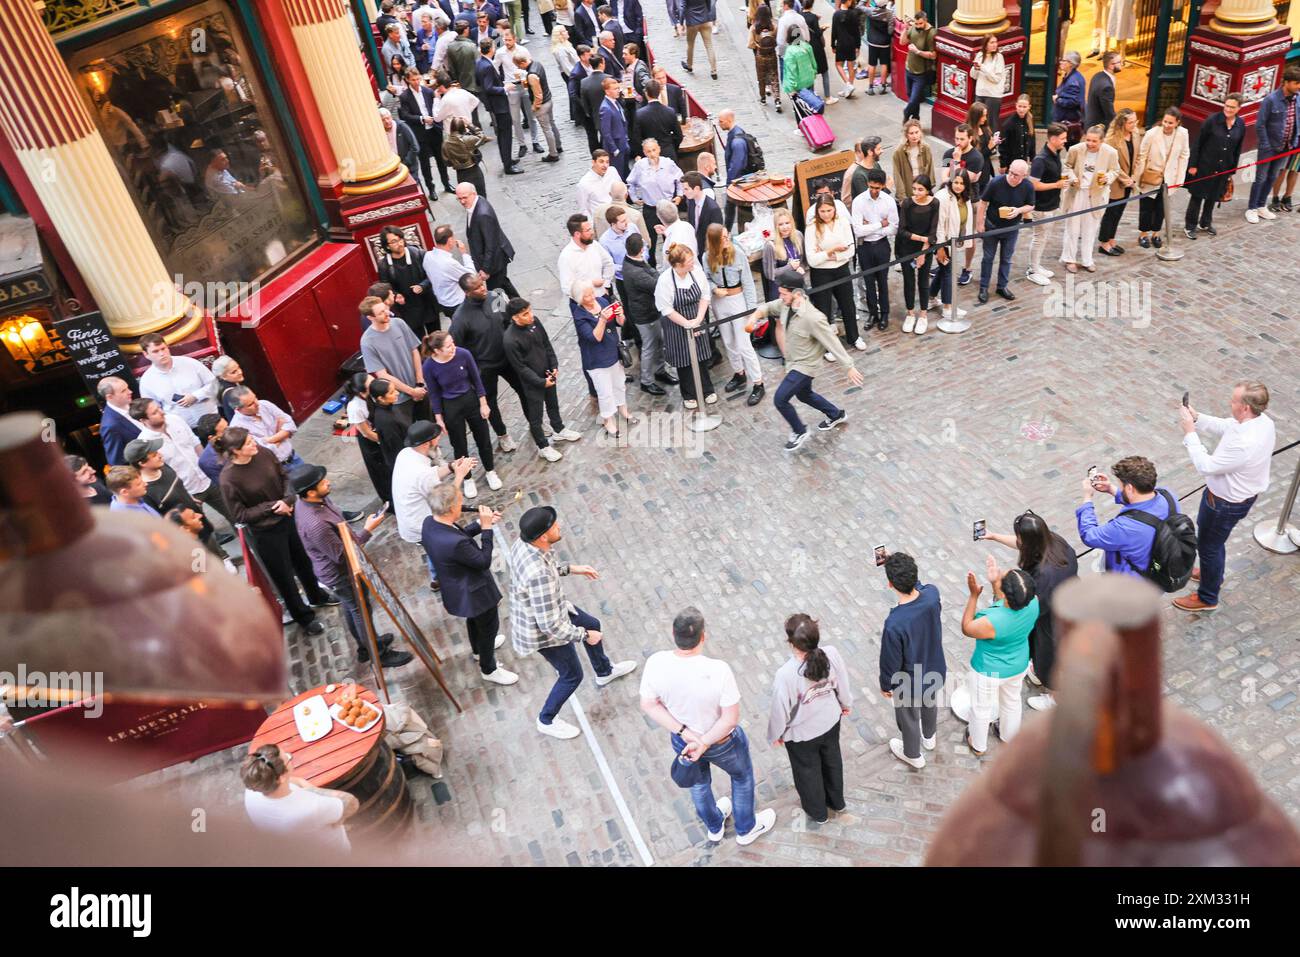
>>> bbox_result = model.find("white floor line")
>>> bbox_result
[570,694,655,867]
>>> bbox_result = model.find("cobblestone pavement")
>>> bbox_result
[134,5,1300,865]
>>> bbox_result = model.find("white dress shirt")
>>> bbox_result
[423,246,477,306]
[654,264,712,315]
[556,238,615,302]
[137,413,209,495]
[230,399,298,463]
[138,355,218,426]
[1184,413,1274,503]
[432,87,481,133]
[576,167,626,218]
[391,446,445,544]
[850,189,899,242]
[662,218,697,256]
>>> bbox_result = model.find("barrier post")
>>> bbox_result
[1155,183,1185,263]
[1253,453,1300,554]
[685,326,721,432]
[938,238,971,333]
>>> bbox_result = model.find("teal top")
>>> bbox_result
[971,597,1038,679]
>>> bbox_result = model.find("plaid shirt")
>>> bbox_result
[507,537,586,654]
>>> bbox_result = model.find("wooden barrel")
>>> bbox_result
[331,737,412,840]
[677,117,714,174]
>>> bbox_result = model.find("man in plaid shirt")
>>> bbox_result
[508,505,637,739]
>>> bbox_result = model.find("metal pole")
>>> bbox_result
[685,326,721,432]
[1253,453,1300,554]
[938,238,971,333]
[1155,183,1185,262]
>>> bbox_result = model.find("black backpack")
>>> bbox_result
[1119,489,1198,592]
[738,130,765,175]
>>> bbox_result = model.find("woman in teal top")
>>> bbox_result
[960,555,1038,756]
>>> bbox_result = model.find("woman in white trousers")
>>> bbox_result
[1059,125,1119,272]
[702,223,766,406]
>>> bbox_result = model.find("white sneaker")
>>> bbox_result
[594,659,638,686]
[497,434,517,452]
[922,734,936,751]
[902,313,916,334]
[1025,662,1042,686]
[704,392,718,405]
[462,477,478,499]
[1245,208,1260,224]
[1025,268,1050,286]
[914,315,928,335]
[736,807,777,845]
[707,796,733,842]
[555,427,583,442]
[1259,207,1277,220]
[472,634,507,660]
[1035,266,1055,280]
[485,469,503,491]
[538,445,563,462]
[824,351,837,362]
[483,667,519,685]
[823,96,839,106]
[890,737,926,768]
[537,717,580,739]
[853,337,867,351]
[683,398,698,409]
[1027,693,1057,711]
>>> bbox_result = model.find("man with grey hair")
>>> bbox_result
[1052,52,1085,143]
[97,376,141,466]
[625,135,682,266]
[422,481,518,685]
[1175,381,1275,613]
[378,106,420,181]
[655,197,697,255]
[228,385,303,470]
[976,159,1036,304]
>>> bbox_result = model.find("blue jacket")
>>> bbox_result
[1054,68,1085,121]
[100,405,140,466]
[682,0,714,27]
[573,295,621,370]
[599,96,629,156]
[725,125,749,181]
[475,56,509,113]
[421,517,502,618]
[878,583,946,699]
[1255,87,1299,159]
[616,0,645,35]
[1075,487,1176,577]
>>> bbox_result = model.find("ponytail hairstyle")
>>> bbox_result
[240,744,288,794]
[784,612,813,638]
[789,618,830,682]
[345,371,371,400]
[1001,567,1037,611]
[214,425,250,460]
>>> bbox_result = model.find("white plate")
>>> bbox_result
[329,699,382,734]
[293,694,332,743]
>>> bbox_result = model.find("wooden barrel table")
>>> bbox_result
[676,117,715,174]
[249,684,412,841]
[725,177,794,233]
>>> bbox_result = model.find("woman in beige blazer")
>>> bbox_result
[1099,108,1140,256]
[1132,106,1191,249]
[1059,125,1119,272]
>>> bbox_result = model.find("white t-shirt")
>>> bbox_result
[243,784,351,853]
[346,396,370,426]
[640,651,740,735]
[391,446,443,543]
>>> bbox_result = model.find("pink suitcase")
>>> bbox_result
[798,113,835,151]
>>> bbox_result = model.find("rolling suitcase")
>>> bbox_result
[793,94,835,151]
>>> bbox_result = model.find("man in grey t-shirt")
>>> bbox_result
[360,295,429,425]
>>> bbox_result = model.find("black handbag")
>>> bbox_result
[670,751,708,788]
[618,339,634,369]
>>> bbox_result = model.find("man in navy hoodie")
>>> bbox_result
[879,551,946,770]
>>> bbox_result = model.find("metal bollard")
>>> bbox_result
[1253,452,1300,554]
[1155,183,1185,262]
[685,326,721,433]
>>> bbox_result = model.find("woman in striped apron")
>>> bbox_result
[652,243,717,408]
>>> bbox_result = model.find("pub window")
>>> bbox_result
[67,0,317,315]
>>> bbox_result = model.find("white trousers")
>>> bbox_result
[1029,210,1059,273]
[588,362,627,419]
[717,312,763,382]
[967,667,1026,752]
[1061,210,1100,268]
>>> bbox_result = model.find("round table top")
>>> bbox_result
[680,116,713,152]
[249,684,384,788]
[727,177,795,206]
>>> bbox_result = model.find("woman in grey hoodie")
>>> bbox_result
[767,614,854,824]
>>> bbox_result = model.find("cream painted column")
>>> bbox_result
[948,0,1009,36]
[1210,0,1279,34]
[282,0,405,195]
[0,0,196,344]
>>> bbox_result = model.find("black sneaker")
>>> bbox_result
[342,509,364,523]
[1268,197,1282,213]
[378,649,415,668]
[1184,228,1197,240]
[817,410,848,431]
[746,383,765,406]
[311,591,341,607]
[724,372,747,393]
[1282,196,1294,211]
[784,430,810,452]
[1200,225,1217,236]
[356,634,396,664]
[303,619,325,636]
[957,269,972,286]
[680,59,693,73]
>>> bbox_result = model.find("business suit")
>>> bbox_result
[467,197,519,296]
[1084,69,1115,131]
[633,100,682,159]
[685,193,724,256]
[664,81,688,121]
[573,1,601,46]
[421,516,504,675]
[628,59,652,99]
[579,70,609,155]
[100,404,141,465]
[398,84,454,195]
[475,55,515,169]
[597,43,624,81]
[598,96,630,175]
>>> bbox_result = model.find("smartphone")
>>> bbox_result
[1182,391,1190,408]
[973,520,986,542]
[1087,465,1103,490]
[874,545,887,567]
[377,501,391,516]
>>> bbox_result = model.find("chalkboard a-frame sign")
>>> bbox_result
[52,310,138,396]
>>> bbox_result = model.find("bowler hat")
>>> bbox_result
[289,463,327,496]
[406,420,441,447]
[519,505,558,542]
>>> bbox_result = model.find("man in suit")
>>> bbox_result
[573,0,602,46]
[624,45,652,99]
[475,37,522,173]
[596,30,624,81]
[597,7,627,56]
[458,183,520,296]
[1085,51,1120,130]
[397,68,455,197]
[598,78,631,176]
[567,45,594,133]
[422,480,518,686]
[633,80,682,160]
[650,64,688,121]
[97,376,142,466]
[446,20,480,93]
[380,107,421,183]
[682,170,723,253]
[579,54,611,155]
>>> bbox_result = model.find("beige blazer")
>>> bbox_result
[1134,125,1190,189]
[1103,130,1142,199]
[1061,141,1120,220]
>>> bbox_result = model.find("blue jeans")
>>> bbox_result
[536,606,612,723]
[1248,155,1288,211]
[284,451,305,471]
[979,230,1020,292]
[1196,489,1256,606]
[672,725,757,836]
[421,550,439,584]
[903,70,930,121]
[774,369,840,436]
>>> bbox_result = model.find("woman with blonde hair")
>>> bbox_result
[805,195,861,351]
[891,118,935,199]
[551,25,579,121]
[1060,124,1119,272]
[1098,108,1139,256]
[761,207,805,300]
[703,223,766,405]
[1132,105,1190,249]
[998,93,1036,172]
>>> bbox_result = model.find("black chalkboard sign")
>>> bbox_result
[52,311,138,397]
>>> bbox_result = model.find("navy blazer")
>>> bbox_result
[421,517,502,618]
[686,194,723,255]
[475,56,509,113]
[397,85,438,143]
[100,405,141,466]
[573,1,601,46]
[467,197,515,276]
[599,96,629,156]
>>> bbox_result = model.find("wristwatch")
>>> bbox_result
[677,723,686,735]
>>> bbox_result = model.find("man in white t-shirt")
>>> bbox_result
[640,607,776,845]
[391,420,472,589]
[241,744,356,853]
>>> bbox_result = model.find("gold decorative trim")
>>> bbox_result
[341,159,409,195]
[117,306,204,352]
[950,20,1010,37]
[1209,18,1279,35]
